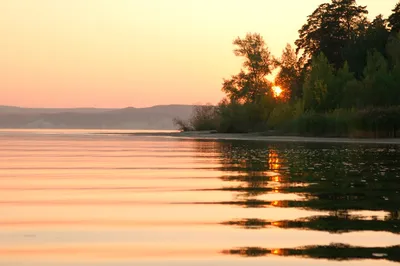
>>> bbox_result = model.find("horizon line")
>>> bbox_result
[0,104,201,109]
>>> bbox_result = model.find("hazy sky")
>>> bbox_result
[1,0,397,108]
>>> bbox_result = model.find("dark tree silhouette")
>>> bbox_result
[343,15,390,79]
[295,0,368,70]
[174,1,400,135]
[275,44,301,101]
[389,2,400,33]
[222,33,273,103]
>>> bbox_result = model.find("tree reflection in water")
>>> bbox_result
[223,244,400,262]
[194,140,400,262]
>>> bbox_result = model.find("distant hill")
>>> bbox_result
[0,105,113,114]
[0,105,195,129]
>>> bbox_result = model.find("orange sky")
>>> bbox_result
[1,0,397,108]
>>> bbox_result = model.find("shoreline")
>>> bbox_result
[102,131,400,145]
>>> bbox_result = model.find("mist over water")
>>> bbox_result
[0,130,399,266]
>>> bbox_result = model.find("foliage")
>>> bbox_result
[302,53,334,111]
[218,100,252,133]
[366,15,390,57]
[289,109,357,137]
[222,33,274,103]
[329,62,356,109]
[295,0,368,70]
[387,33,400,67]
[275,44,301,101]
[173,117,192,132]
[268,101,302,130]
[173,105,218,131]
[343,15,390,79]
[218,97,274,133]
[275,107,400,138]
[388,2,400,33]
[362,50,397,107]
[189,105,219,131]
[173,1,400,137]
[288,1,400,137]
[340,79,364,108]
[217,33,277,133]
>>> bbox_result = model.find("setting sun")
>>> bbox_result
[272,86,283,97]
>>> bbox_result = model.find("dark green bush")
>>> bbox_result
[218,98,273,133]
[276,106,400,138]
[173,104,219,132]
[189,105,219,131]
[173,117,193,131]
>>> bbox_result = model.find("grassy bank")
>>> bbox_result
[174,104,400,139]
[272,106,400,138]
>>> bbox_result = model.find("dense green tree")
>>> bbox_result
[218,33,277,133]
[367,15,390,56]
[341,33,368,80]
[275,44,301,101]
[218,96,273,133]
[222,33,274,103]
[175,2,400,135]
[387,33,400,105]
[343,15,389,79]
[387,33,400,68]
[296,0,368,70]
[362,50,395,106]
[329,62,356,109]
[303,53,334,111]
[341,79,364,108]
[388,2,400,33]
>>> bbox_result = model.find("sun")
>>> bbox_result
[272,86,283,97]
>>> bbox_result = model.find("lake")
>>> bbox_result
[0,129,399,266]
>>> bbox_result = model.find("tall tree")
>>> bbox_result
[329,62,356,109]
[296,0,368,70]
[303,53,334,111]
[222,33,274,103]
[386,33,400,105]
[275,44,301,101]
[387,32,400,68]
[344,15,390,79]
[389,2,400,33]
[365,15,390,57]
[362,50,394,107]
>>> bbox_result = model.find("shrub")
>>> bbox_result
[268,100,304,131]
[268,103,295,130]
[189,105,219,131]
[173,104,219,131]
[173,117,193,131]
[275,106,400,137]
[218,97,273,133]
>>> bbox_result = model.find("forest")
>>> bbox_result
[175,0,400,137]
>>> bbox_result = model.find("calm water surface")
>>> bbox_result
[0,129,399,266]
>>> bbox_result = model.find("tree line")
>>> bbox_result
[175,0,400,137]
